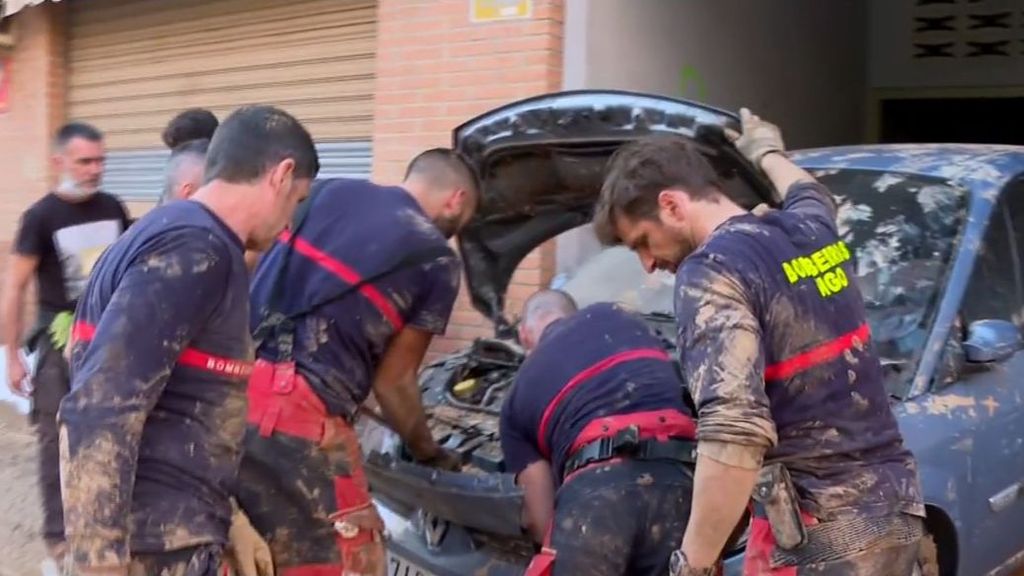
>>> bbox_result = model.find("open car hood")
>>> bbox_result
[453,90,775,334]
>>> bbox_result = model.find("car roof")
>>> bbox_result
[790,144,1024,193]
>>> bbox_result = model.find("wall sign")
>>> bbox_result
[470,0,531,23]
[0,58,10,114]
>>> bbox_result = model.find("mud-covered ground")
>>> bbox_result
[0,403,47,576]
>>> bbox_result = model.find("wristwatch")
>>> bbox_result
[668,550,718,576]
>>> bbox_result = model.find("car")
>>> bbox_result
[359,89,1024,576]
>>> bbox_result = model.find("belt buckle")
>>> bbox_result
[610,425,640,456]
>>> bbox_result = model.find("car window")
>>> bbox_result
[810,170,967,373]
[962,178,1024,327]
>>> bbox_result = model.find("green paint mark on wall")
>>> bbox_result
[680,65,707,100]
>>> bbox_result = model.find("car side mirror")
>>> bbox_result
[963,319,1023,363]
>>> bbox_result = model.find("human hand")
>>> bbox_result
[6,351,31,398]
[416,446,463,472]
[226,507,275,576]
[724,108,786,167]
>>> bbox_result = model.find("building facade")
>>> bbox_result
[2,0,1022,357]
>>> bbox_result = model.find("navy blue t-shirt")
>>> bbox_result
[675,181,923,522]
[500,302,690,482]
[62,200,253,566]
[249,178,461,418]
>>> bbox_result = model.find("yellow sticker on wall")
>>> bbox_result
[470,0,532,22]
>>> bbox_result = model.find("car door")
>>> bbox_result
[925,179,1024,574]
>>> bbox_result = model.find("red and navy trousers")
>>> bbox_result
[235,359,385,576]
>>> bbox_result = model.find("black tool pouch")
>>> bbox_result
[752,462,807,550]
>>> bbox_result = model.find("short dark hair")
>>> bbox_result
[55,122,103,149]
[203,105,319,184]
[594,135,724,245]
[404,147,480,200]
[162,108,219,149]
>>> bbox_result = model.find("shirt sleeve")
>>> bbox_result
[782,181,838,230]
[407,254,461,335]
[13,206,47,257]
[58,231,232,568]
[499,383,544,476]
[675,253,778,459]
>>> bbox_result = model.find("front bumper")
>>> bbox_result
[376,499,747,576]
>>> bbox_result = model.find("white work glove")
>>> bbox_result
[226,505,275,576]
[725,108,786,167]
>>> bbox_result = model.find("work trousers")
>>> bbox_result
[545,459,695,576]
[124,545,223,576]
[235,360,384,576]
[744,510,924,575]
[30,336,70,547]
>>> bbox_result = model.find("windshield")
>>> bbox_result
[559,169,967,369]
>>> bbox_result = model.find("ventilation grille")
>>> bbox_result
[912,0,1023,59]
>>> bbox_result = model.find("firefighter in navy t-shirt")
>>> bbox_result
[236,149,478,575]
[596,110,925,575]
[59,105,318,576]
[500,290,700,576]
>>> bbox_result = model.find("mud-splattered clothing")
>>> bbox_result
[126,544,223,576]
[674,181,924,522]
[546,460,693,576]
[60,200,253,567]
[248,177,461,419]
[500,302,694,483]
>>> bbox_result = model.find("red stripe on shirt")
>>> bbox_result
[763,323,870,381]
[278,230,404,332]
[536,347,670,458]
[72,321,252,379]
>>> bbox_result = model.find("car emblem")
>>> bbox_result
[418,510,449,550]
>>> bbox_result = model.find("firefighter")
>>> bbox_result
[594,110,926,575]
[235,148,479,574]
[502,290,700,576]
[58,105,318,576]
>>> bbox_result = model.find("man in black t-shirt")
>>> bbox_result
[0,121,130,566]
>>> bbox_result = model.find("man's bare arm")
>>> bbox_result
[516,460,556,544]
[370,326,443,461]
[2,254,39,396]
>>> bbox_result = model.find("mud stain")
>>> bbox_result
[923,394,977,417]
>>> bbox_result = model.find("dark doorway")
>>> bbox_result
[879,97,1024,145]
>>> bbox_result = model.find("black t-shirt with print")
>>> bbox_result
[14,191,130,316]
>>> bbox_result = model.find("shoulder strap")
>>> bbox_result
[284,242,455,321]
[265,179,328,312]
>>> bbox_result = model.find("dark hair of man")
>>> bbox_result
[203,105,320,184]
[404,147,480,201]
[162,108,219,149]
[594,134,724,245]
[55,122,103,149]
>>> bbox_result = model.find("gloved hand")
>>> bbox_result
[725,108,786,167]
[226,506,275,576]
[417,447,463,472]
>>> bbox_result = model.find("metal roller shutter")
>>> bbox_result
[104,142,374,202]
[67,0,376,204]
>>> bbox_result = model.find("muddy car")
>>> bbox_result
[362,90,1024,576]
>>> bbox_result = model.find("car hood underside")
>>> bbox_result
[452,90,774,333]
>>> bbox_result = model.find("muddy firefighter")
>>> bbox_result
[58,106,317,576]
[235,149,478,574]
[503,290,703,576]
[595,110,926,575]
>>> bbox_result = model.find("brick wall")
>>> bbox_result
[371,0,565,360]
[0,2,66,335]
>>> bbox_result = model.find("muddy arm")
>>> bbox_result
[58,234,230,570]
[674,255,776,568]
[371,326,444,461]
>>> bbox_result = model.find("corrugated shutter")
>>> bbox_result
[105,141,373,201]
[67,0,376,149]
